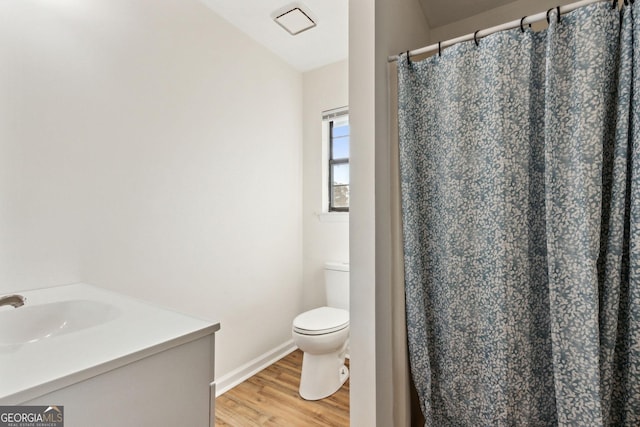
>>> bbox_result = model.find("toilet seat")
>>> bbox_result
[293,307,349,336]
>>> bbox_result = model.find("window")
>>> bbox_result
[324,108,349,212]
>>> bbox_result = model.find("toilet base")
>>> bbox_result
[299,351,349,400]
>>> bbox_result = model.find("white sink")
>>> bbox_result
[0,299,121,346]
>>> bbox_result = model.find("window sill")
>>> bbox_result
[317,212,349,223]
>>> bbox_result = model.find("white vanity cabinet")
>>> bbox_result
[23,334,217,427]
[0,284,220,427]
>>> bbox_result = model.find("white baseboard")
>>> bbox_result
[215,340,297,397]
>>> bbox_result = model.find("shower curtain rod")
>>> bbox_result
[388,0,608,62]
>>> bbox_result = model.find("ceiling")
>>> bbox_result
[199,0,348,72]
[198,0,518,72]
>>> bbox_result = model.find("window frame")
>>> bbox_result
[324,109,349,213]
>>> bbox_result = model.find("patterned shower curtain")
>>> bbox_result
[398,2,639,426]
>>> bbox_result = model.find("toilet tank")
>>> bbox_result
[324,262,349,310]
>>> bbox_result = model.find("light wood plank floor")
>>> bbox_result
[216,350,350,426]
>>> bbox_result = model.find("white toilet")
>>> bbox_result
[292,261,350,400]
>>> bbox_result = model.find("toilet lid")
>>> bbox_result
[293,307,349,336]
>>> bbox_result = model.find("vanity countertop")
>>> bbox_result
[0,283,219,404]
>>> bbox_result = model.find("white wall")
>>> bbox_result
[302,60,349,310]
[0,0,86,292]
[349,0,429,425]
[0,0,303,380]
[428,0,578,43]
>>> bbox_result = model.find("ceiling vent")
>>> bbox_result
[274,7,316,36]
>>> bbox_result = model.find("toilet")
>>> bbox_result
[292,262,350,400]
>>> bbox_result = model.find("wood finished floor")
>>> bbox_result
[215,350,350,426]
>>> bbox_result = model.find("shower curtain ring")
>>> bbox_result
[474,30,480,47]
[547,7,560,24]
[406,50,411,63]
[520,16,527,32]
[438,41,442,57]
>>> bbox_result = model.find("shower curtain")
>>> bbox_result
[398,2,639,426]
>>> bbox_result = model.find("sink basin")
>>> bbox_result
[0,300,121,346]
